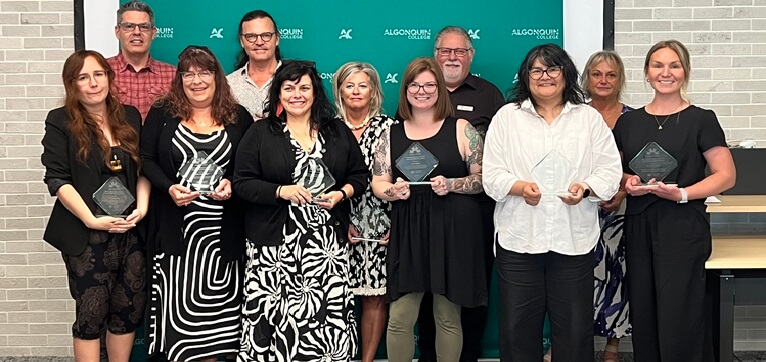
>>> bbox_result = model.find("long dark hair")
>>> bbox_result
[157,45,239,125]
[234,10,282,69]
[62,50,140,169]
[509,43,585,107]
[264,60,337,136]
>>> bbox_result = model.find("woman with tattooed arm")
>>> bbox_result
[371,57,487,361]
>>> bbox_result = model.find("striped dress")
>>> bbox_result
[147,124,241,361]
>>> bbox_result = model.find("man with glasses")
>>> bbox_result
[416,25,505,362]
[227,10,282,120]
[106,1,175,121]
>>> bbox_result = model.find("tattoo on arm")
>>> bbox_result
[446,123,484,194]
[385,187,395,198]
[464,123,484,169]
[373,128,392,177]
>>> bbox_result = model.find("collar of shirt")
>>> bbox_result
[519,98,578,122]
[451,74,479,93]
[112,52,163,74]
[236,60,282,86]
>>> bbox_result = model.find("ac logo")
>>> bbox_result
[468,29,480,40]
[210,28,223,39]
[339,29,352,40]
[385,73,399,83]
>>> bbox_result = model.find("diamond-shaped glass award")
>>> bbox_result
[299,158,336,198]
[395,142,439,185]
[629,142,677,187]
[178,151,224,195]
[92,176,135,217]
[531,150,577,196]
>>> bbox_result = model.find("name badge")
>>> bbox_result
[456,105,474,112]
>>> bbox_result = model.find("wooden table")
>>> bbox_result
[706,196,766,362]
[706,195,766,213]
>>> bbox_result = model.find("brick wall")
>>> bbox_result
[0,0,764,357]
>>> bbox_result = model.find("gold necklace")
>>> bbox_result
[654,114,671,130]
[602,105,621,122]
[287,125,315,152]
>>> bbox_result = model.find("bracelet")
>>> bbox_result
[276,185,282,198]
[338,188,348,201]
[678,187,688,204]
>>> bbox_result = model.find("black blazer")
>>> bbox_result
[232,117,369,246]
[42,105,142,256]
[140,104,253,261]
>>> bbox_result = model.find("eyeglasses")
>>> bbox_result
[407,82,438,94]
[241,32,276,43]
[74,70,108,85]
[118,22,153,33]
[529,65,563,80]
[435,47,471,57]
[180,70,214,82]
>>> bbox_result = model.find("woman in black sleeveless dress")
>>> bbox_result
[371,57,486,361]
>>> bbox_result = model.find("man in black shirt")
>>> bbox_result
[417,25,505,362]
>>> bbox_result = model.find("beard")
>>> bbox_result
[442,65,463,84]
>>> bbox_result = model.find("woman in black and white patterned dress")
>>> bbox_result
[141,46,252,362]
[233,60,369,361]
[332,62,395,362]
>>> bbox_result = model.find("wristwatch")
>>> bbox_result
[677,188,688,203]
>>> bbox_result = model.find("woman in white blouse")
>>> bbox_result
[482,43,622,362]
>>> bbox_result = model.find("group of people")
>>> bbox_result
[41,1,736,362]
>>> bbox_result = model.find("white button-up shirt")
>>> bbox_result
[483,99,622,256]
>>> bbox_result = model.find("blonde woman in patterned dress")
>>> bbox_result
[333,62,396,362]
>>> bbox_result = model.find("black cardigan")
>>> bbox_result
[140,104,253,261]
[42,105,142,256]
[232,117,369,246]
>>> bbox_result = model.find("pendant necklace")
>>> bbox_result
[654,114,671,130]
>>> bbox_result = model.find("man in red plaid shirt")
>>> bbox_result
[107,1,175,122]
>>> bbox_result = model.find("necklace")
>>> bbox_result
[654,114,671,130]
[344,117,370,131]
[287,124,315,152]
[601,104,621,122]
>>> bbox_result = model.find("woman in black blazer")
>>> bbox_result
[233,60,369,361]
[42,50,149,361]
[140,46,252,361]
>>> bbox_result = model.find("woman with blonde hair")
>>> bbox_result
[332,61,396,362]
[614,40,735,361]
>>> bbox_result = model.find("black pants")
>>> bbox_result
[495,247,594,362]
[625,202,714,362]
[418,199,495,362]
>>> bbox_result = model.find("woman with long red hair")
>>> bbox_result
[42,49,149,362]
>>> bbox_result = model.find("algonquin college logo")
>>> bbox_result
[385,73,399,83]
[279,28,304,40]
[511,28,560,40]
[383,28,431,40]
[339,29,352,39]
[468,29,480,40]
[156,26,173,39]
[209,28,223,39]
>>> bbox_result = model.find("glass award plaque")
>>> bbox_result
[92,176,135,217]
[178,151,224,195]
[395,142,439,185]
[299,158,336,198]
[531,150,577,196]
[629,142,678,187]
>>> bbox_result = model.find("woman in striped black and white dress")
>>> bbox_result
[141,45,252,362]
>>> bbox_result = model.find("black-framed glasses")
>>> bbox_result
[529,65,563,80]
[118,22,153,33]
[435,47,472,57]
[240,31,276,43]
[179,70,214,83]
[407,82,438,94]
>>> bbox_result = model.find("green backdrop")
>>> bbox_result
[127,0,562,359]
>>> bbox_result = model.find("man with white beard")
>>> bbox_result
[416,25,505,362]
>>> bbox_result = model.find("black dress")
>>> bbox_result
[387,117,487,308]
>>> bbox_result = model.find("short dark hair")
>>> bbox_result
[509,43,585,107]
[117,1,155,26]
[234,10,281,69]
[264,60,337,136]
